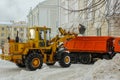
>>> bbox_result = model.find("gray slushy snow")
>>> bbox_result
[0,54,120,80]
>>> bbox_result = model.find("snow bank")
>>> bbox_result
[83,54,120,80]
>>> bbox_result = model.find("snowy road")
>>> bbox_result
[0,54,120,80]
[0,60,92,80]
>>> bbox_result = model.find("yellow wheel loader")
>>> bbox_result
[0,26,75,71]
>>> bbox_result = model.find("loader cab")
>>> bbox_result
[29,27,51,47]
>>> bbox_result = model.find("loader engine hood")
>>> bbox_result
[3,42,26,54]
[3,43,10,54]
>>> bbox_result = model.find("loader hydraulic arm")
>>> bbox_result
[58,27,77,36]
[50,27,76,43]
[58,27,67,35]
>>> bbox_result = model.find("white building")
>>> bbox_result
[27,0,59,37]
[27,0,120,36]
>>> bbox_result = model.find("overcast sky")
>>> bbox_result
[0,0,45,22]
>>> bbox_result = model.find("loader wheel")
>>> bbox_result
[46,62,56,66]
[16,63,25,68]
[59,53,71,67]
[80,54,92,64]
[25,53,43,71]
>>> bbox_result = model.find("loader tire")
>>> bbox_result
[59,53,71,67]
[25,53,43,71]
[16,63,25,68]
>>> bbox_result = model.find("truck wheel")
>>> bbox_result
[25,53,43,71]
[59,53,71,67]
[16,63,25,68]
[46,62,56,66]
[80,54,91,64]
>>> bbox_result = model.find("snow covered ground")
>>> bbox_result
[0,54,120,80]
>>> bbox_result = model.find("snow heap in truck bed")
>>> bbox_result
[0,54,120,80]
[83,53,120,80]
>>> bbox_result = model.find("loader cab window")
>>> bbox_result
[29,29,35,39]
[39,30,45,47]
[39,30,44,40]
[39,29,51,41]
[39,29,51,47]
[46,30,51,41]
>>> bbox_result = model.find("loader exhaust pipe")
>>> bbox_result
[15,31,19,43]
[7,36,10,41]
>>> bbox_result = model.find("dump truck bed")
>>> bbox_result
[64,36,114,53]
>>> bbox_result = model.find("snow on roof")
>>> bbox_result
[0,22,12,25]
[0,22,27,27]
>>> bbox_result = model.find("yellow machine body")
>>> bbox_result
[0,26,76,70]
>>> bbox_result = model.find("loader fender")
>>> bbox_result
[55,48,69,60]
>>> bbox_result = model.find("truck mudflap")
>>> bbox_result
[0,54,22,61]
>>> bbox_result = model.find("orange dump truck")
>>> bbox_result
[64,36,120,64]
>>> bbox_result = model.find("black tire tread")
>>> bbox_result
[59,53,71,67]
[25,53,43,71]
[16,63,25,68]
[80,53,92,64]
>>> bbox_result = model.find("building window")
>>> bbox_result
[21,33,24,37]
[97,28,101,36]
[14,28,17,31]
[8,34,11,37]
[1,33,4,37]
[14,34,16,37]
[2,27,4,31]
[1,40,5,46]
[7,27,11,31]
[20,28,23,31]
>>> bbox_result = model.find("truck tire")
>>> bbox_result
[59,53,71,67]
[16,63,25,68]
[25,53,43,71]
[80,54,92,64]
[46,62,56,66]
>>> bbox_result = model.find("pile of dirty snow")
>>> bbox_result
[83,54,120,80]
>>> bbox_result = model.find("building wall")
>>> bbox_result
[59,0,80,30]
[108,14,120,36]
